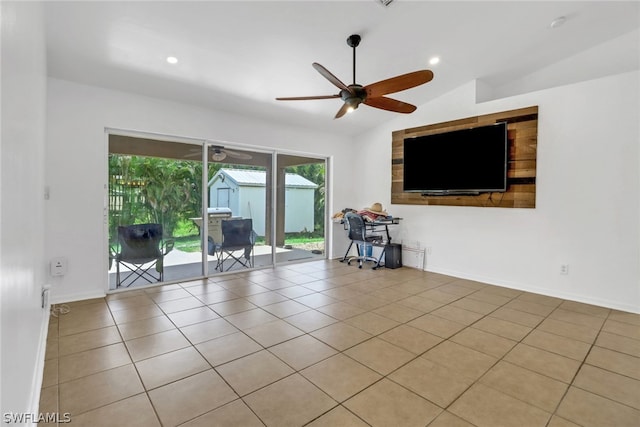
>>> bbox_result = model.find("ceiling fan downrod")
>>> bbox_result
[347,34,361,85]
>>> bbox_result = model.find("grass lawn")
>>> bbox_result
[171,219,324,253]
[172,235,324,253]
[173,235,202,252]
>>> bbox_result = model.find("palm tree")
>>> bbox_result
[109,155,202,238]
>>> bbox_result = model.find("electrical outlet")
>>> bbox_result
[426,247,432,255]
[50,257,68,276]
[560,264,569,275]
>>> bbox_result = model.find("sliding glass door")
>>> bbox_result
[107,133,326,290]
[107,135,275,289]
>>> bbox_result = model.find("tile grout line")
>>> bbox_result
[108,295,165,426]
[43,262,640,426]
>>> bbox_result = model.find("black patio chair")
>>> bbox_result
[114,223,174,287]
[214,218,255,272]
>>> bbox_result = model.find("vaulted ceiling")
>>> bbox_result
[44,1,639,136]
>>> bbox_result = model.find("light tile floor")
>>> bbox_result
[41,260,640,426]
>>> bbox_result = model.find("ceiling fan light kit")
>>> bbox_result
[276,34,433,119]
[208,145,252,161]
[211,149,227,161]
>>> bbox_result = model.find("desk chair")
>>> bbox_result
[214,218,256,272]
[344,212,385,269]
[114,223,174,288]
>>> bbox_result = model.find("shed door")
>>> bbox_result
[217,188,230,208]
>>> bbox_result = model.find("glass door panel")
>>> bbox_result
[275,154,326,264]
[108,136,206,289]
[205,146,273,273]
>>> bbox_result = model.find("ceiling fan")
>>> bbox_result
[186,145,252,162]
[276,34,434,119]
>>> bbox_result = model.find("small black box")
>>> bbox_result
[384,243,402,269]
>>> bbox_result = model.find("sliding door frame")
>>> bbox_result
[104,128,330,294]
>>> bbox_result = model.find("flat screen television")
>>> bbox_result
[403,122,508,195]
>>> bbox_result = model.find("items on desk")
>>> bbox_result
[332,203,392,222]
[357,202,389,222]
[331,208,357,220]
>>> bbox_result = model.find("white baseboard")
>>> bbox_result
[50,290,106,305]
[425,265,640,314]
[27,304,51,426]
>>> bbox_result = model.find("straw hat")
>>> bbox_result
[366,202,387,215]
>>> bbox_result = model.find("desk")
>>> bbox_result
[364,217,401,243]
[338,217,402,265]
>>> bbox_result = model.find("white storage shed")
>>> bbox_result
[208,169,317,236]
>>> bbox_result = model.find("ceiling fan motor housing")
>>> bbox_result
[340,85,366,104]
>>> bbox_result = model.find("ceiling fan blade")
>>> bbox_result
[276,94,340,101]
[364,96,417,114]
[365,70,434,98]
[334,102,351,119]
[312,63,350,92]
[221,149,252,160]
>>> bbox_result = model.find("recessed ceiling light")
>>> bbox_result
[549,16,567,29]
[429,57,440,65]
[166,56,178,64]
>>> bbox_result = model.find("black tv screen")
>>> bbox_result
[403,122,508,195]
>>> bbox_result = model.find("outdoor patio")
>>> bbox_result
[109,244,324,289]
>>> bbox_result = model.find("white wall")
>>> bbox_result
[45,78,353,303]
[352,71,639,313]
[1,1,49,419]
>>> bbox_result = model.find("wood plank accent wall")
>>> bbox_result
[391,106,538,208]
